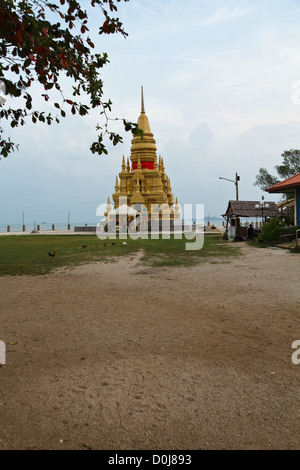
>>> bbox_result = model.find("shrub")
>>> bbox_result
[258,217,285,245]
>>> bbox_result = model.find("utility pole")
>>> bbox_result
[219,172,240,240]
[235,172,240,201]
[219,173,240,201]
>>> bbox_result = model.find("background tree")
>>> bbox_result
[0,0,140,158]
[254,149,300,191]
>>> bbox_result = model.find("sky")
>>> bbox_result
[1,0,300,225]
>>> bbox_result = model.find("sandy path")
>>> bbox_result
[0,243,299,450]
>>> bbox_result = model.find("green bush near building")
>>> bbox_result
[257,217,285,245]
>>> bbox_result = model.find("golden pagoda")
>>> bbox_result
[108,87,180,224]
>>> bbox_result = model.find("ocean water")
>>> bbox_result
[204,218,225,229]
[0,222,97,233]
[0,218,226,233]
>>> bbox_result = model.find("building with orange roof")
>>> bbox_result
[266,172,300,226]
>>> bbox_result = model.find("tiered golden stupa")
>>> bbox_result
[106,87,180,223]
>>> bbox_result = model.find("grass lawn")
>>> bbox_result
[0,233,241,276]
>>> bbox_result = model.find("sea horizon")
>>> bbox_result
[0,217,226,233]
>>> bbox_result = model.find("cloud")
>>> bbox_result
[188,122,215,151]
[1,0,300,224]
[159,119,300,216]
[204,4,253,25]
[280,46,300,65]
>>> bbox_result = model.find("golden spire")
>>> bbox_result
[106,197,112,212]
[111,88,177,222]
[159,155,162,172]
[141,85,145,114]
[131,176,145,204]
[167,176,171,192]
[121,155,126,171]
[175,197,181,218]
[130,87,157,163]
[115,176,119,192]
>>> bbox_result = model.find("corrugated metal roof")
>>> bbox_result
[267,172,300,192]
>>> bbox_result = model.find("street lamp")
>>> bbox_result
[255,196,269,225]
[219,172,240,200]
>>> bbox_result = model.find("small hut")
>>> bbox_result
[222,200,280,240]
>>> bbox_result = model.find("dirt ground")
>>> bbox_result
[0,242,299,450]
